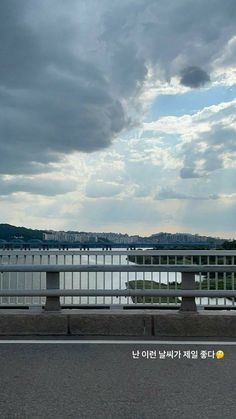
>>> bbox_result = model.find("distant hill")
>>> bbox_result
[221,240,236,249]
[0,223,230,247]
[0,224,45,241]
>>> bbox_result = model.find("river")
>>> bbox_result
[0,249,233,307]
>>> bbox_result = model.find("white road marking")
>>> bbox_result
[0,340,235,345]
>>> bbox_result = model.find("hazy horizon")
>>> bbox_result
[0,222,231,241]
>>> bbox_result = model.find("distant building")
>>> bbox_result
[42,230,223,245]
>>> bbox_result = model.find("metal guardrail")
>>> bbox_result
[0,264,236,312]
[0,242,221,250]
[1,264,236,272]
[1,249,236,309]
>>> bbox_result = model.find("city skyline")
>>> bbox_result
[42,230,224,244]
[0,223,226,242]
[1,1,236,238]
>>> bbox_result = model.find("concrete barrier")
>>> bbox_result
[0,309,235,337]
[69,310,152,336]
[153,310,236,337]
[0,310,68,335]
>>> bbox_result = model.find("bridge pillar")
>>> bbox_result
[179,272,197,312]
[45,272,61,311]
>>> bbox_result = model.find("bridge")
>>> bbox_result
[1,249,235,418]
[0,240,219,250]
[0,249,236,335]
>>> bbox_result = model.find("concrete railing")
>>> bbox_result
[1,264,236,312]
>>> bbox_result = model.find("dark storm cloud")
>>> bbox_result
[0,0,43,88]
[0,65,126,174]
[1,0,236,176]
[101,0,236,84]
[0,0,127,174]
[110,43,148,96]
[180,66,210,88]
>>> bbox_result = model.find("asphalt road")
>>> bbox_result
[0,339,235,419]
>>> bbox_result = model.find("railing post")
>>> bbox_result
[179,272,197,312]
[45,272,61,311]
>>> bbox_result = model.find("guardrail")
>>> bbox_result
[1,249,236,309]
[1,264,236,312]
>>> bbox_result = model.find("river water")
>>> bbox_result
[0,249,233,307]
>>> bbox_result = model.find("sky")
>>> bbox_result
[1,0,236,238]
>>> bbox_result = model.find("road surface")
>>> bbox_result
[0,338,235,419]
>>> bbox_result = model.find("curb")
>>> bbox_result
[0,309,235,337]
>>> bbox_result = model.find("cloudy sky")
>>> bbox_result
[1,0,236,238]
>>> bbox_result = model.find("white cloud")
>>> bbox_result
[155,187,220,201]
[142,99,236,178]
[86,181,123,198]
[1,0,236,237]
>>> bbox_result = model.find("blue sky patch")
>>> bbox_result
[150,84,236,119]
